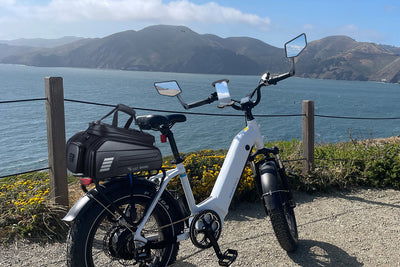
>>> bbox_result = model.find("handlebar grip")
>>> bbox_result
[267,72,291,85]
[187,99,209,109]
[186,93,218,109]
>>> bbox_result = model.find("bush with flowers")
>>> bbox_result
[163,149,259,203]
[0,172,68,242]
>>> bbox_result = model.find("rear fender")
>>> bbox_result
[63,177,179,222]
[260,161,282,214]
[63,194,91,222]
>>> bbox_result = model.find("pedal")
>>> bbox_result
[190,210,238,266]
[218,249,238,266]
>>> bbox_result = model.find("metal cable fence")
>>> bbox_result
[1,97,400,178]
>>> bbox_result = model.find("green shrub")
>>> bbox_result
[295,138,400,191]
[0,172,68,242]
[361,141,400,188]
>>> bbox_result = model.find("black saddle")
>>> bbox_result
[136,114,186,131]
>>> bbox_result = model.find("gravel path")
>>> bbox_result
[1,188,400,266]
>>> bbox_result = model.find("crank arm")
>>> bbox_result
[204,225,237,266]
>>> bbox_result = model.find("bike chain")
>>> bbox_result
[159,215,193,230]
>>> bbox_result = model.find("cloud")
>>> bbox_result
[1,0,270,27]
[0,0,272,40]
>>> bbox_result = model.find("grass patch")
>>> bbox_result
[266,137,400,192]
[0,172,70,243]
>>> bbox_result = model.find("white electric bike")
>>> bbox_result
[64,33,307,266]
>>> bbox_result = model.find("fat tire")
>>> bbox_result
[269,205,298,252]
[261,163,298,252]
[66,180,181,267]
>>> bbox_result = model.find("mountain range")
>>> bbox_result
[1,25,399,83]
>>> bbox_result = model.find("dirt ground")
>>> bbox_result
[1,188,399,266]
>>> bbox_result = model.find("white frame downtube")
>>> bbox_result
[196,119,264,219]
[134,119,264,245]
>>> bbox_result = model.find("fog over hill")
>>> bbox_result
[0,36,84,48]
[1,25,399,83]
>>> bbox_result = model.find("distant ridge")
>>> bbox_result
[1,25,286,75]
[0,36,84,48]
[296,35,400,83]
[1,25,399,83]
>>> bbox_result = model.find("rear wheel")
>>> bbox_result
[261,163,298,252]
[67,183,181,266]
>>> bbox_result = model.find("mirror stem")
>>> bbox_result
[177,95,190,109]
[290,57,296,76]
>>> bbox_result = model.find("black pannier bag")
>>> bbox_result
[66,104,162,179]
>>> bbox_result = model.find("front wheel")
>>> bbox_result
[260,162,298,252]
[268,203,298,252]
[66,180,181,266]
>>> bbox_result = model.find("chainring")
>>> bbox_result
[189,209,222,249]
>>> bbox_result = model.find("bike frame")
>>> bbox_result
[134,119,265,245]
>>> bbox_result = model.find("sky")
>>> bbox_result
[0,0,399,48]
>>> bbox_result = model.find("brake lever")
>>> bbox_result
[260,72,270,84]
[209,92,218,102]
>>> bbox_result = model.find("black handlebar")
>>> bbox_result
[267,72,291,85]
[183,70,292,111]
[237,71,292,110]
[186,92,218,109]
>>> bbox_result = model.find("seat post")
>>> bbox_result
[161,127,183,164]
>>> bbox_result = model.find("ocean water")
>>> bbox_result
[1,64,400,176]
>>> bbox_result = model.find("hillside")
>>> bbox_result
[1,25,400,83]
[0,44,40,61]
[296,36,400,83]
[1,25,287,75]
[0,36,85,61]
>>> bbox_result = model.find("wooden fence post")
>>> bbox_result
[45,77,69,207]
[302,100,315,174]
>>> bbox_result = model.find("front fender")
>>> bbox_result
[260,161,281,214]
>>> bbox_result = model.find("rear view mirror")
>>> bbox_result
[154,81,182,97]
[285,33,307,58]
[212,79,232,108]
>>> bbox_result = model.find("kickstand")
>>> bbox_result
[204,226,238,266]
